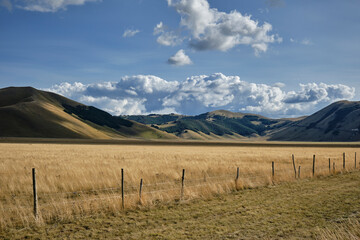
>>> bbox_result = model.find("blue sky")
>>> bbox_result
[0,0,359,117]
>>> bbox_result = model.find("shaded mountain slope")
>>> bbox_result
[0,87,174,139]
[124,110,292,140]
[270,101,360,141]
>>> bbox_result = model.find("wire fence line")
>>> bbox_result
[0,152,358,224]
[0,174,259,201]
[1,179,242,213]
[0,166,352,199]
[0,165,354,200]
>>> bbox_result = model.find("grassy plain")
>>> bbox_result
[0,141,359,236]
[1,171,360,239]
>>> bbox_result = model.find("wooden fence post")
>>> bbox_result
[343,152,346,170]
[329,158,331,173]
[271,161,275,183]
[139,178,143,204]
[333,162,335,174]
[355,152,357,169]
[312,155,316,177]
[181,169,185,200]
[235,167,239,190]
[298,166,301,179]
[292,154,297,179]
[121,168,124,210]
[32,168,38,220]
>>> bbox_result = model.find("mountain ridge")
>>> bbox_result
[269,100,360,141]
[1,87,359,142]
[124,101,360,142]
[124,110,294,140]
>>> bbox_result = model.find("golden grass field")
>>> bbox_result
[0,141,359,230]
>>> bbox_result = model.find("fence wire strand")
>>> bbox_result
[1,153,359,229]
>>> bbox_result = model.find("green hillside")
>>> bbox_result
[125,110,291,138]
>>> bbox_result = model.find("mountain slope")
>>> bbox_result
[124,110,292,140]
[2,87,359,142]
[0,87,175,139]
[270,101,360,141]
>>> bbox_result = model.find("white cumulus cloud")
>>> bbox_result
[153,21,182,46]
[164,0,282,55]
[168,49,192,66]
[47,75,179,115]
[123,29,140,38]
[47,73,355,118]
[16,0,99,12]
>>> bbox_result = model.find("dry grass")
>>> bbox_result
[318,219,360,240]
[0,142,358,229]
[2,170,360,239]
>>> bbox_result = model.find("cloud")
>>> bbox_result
[123,29,140,38]
[47,75,179,115]
[168,49,192,66]
[300,39,313,45]
[47,73,355,118]
[0,0,12,11]
[157,32,181,46]
[153,22,182,46]
[290,38,313,45]
[79,96,147,115]
[283,83,354,104]
[258,8,269,14]
[15,0,100,12]
[164,0,282,55]
[153,21,165,35]
[273,82,285,88]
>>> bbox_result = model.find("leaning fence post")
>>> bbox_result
[139,178,143,204]
[235,167,239,189]
[121,168,124,209]
[32,168,38,220]
[298,166,301,179]
[271,161,275,183]
[312,155,316,177]
[343,152,346,170]
[181,169,185,200]
[292,154,297,179]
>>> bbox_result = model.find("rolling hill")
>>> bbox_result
[124,110,293,140]
[270,100,360,141]
[124,102,360,142]
[0,87,175,139]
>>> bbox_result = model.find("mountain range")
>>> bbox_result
[0,87,359,142]
[123,111,294,140]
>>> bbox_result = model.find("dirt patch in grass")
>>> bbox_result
[1,171,360,239]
